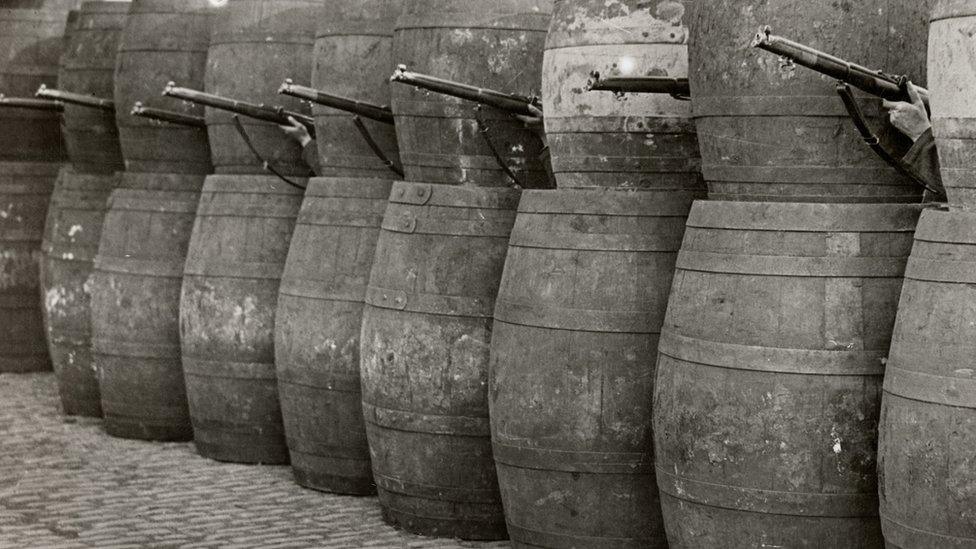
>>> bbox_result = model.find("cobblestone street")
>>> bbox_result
[0,373,508,549]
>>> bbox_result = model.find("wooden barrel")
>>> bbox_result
[59,1,128,174]
[391,0,552,188]
[928,2,976,210]
[113,0,212,174]
[40,168,115,416]
[690,0,933,202]
[276,177,391,494]
[0,162,60,372]
[653,201,921,547]
[205,0,320,176]
[180,174,304,463]
[878,208,976,548]
[0,8,73,163]
[542,0,702,191]
[360,182,519,539]
[90,172,204,441]
[311,0,401,178]
[490,188,694,547]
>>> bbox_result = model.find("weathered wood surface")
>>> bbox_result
[654,201,921,547]
[543,0,701,191]
[59,1,128,174]
[490,188,695,548]
[91,172,205,441]
[180,174,303,463]
[928,1,976,210]
[690,0,934,202]
[360,182,519,539]
[878,208,976,548]
[311,0,401,178]
[0,162,60,372]
[114,0,212,174]
[0,8,73,162]
[40,168,116,417]
[205,0,320,176]
[391,0,552,188]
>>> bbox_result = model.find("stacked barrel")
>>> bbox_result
[652,1,933,547]
[0,1,77,373]
[274,0,402,494]
[40,0,128,417]
[89,0,213,441]
[488,1,700,546]
[877,2,976,546]
[357,0,551,539]
[178,0,320,464]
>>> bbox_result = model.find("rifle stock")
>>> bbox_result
[278,79,394,125]
[586,71,690,99]
[390,64,541,117]
[0,94,63,112]
[35,84,114,111]
[752,26,929,106]
[162,82,316,138]
[131,102,206,128]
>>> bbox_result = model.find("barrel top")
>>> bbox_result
[686,201,923,232]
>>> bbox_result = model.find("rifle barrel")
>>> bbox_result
[162,82,316,137]
[35,84,114,111]
[587,73,690,96]
[278,79,394,125]
[0,95,63,112]
[130,102,206,128]
[390,65,540,117]
[752,26,929,106]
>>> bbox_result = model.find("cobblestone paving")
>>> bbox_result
[0,373,509,549]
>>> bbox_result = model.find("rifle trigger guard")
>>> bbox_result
[834,83,943,198]
[231,115,308,191]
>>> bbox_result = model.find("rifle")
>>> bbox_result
[35,84,114,112]
[278,79,394,125]
[162,82,316,138]
[130,102,206,128]
[0,94,63,112]
[390,64,541,118]
[751,26,942,198]
[751,26,929,107]
[586,71,690,101]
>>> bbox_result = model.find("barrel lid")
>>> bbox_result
[686,201,923,232]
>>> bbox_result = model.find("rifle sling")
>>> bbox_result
[352,116,404,178]
[474,105,523,188]
[835,84,943,198]
[232,115,308,191]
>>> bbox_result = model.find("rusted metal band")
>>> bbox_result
[544,116,695,134]
[658,331,886,375]
[317,19,397,37]
[550,155,701,174]
[493,298,662,333]
[517,189,694,216]
[277,371,363,395]
[396,12,551,31]
[107,195,198,214]
[905,257,976,284]
[508,229,684,252]
[285,436,369,460]
[388,181,520,209]
[703,164,909,185]
[93,256,184,278]
[296,209,385,228]
[676,250,908,278]
[193,202,301,218]
[686,201,922,232]
[880,514,973,548]
[48,195,112,210]
[101,401,189,420]
[92,338,181,359]
[364,286,495,318]
[277,278,365,304]
[0,230,42,243]
[492,442,652,474]
[545,25,688,48]
[208,33,313,46]
[304,177,394,199]
[504,523,653,548]
[181,357,277,380]
[883,364,976,409]
[362,403,490,436]
[201,175,307,195]
[399,151,536,171]
[693,95,881,118]
[372,473,501,504]
[43,244,98,262]
[381,209,517,238]
[656,467,878,517]
[182,261,285,280]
